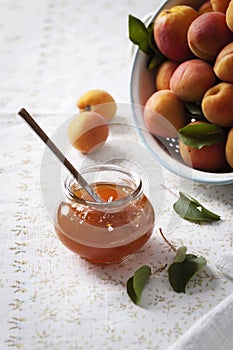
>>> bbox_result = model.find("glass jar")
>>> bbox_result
[54,165,155,264]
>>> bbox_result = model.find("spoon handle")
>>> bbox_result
[18,108,102,203]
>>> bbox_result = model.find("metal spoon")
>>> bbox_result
[18,108,102,203]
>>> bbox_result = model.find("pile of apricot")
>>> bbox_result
[144,0,233,172]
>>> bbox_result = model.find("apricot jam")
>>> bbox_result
[54,166,155,264]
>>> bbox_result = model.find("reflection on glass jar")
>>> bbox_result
[54,165,155,264]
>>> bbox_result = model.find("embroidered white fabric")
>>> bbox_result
[1,1,233,349]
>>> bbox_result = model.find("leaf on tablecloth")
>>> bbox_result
[168,246,207,293]
[127,265,151,305]
[173,192,221,222]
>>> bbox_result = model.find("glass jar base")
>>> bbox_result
[56,228,153,264]
[83,255,129,265]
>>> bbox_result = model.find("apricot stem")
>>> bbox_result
[159,228,177,252]
[151,263,167,276]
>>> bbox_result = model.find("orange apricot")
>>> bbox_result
[67,111,109,154]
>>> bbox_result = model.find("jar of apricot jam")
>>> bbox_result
[54,165,155,264]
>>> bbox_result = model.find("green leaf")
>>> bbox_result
[147,54,165,70]
[184,102,206,121]
[168,246,207,293]
[127,265,151,305]
[147,22,164,57]
[173,245,187,263]
[128,15,165,70]
[147,21,156,51]
[173,192,221,222]
[178,122,226,149]
[128,15,150,54]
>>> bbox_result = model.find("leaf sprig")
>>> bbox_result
[128,14,165,70]
[127,194,220,305]
[127,229,207,305]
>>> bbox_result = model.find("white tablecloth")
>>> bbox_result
[1,1,233,349]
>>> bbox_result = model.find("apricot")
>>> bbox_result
[153,5,198,61]
[225,127,233,168]
[67,111,109,154]
[226,0,233,32]
[77,89,117,121]
[170,59,216,102]
[187,12,233,62]
[214,42,233,83]
[198,1,213,14]
[144,89,187,138]
[179,122,227,171]
[202,82,233,127]
[210,0,231,13]
[179,140,226,171]
[155,60,179,91]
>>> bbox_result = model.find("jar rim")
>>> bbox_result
[64,164,143,210]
